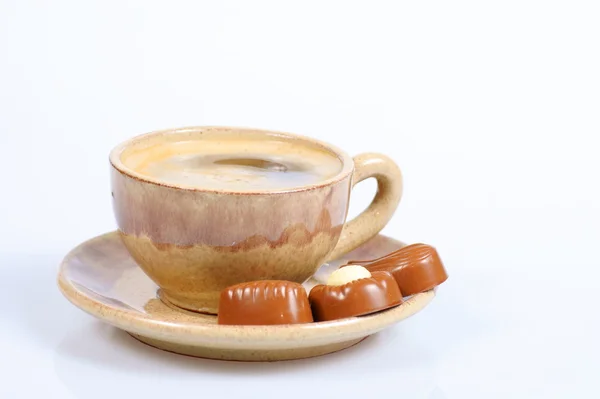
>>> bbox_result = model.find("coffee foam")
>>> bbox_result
[119,133,343,191]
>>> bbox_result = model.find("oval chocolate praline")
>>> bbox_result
[350,243,448,296]
[309,271,403,322]
[217,280,313,325]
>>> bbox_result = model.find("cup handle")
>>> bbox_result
[327,153,403,261]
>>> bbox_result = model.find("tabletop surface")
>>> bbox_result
[1,1,599,398]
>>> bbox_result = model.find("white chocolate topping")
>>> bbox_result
[326,265,371,286]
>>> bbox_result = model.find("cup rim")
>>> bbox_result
[109,126,354,194]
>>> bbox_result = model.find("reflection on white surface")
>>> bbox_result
[53,323,437,399]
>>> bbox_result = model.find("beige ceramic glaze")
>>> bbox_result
[110,126,403,313]
[58,231,435,362]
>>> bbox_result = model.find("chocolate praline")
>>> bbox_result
[349,243,448,296]
[218,280,313,325]
[309,271,403,322]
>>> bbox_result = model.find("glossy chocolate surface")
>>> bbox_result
[218,280,313,325]
[309,271,403,322]
[349,243,448,296]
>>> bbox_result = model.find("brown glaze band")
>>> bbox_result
[309,271,403,322]
[112,167,350,247]
[348,243,448,296]
[217,281,313,325]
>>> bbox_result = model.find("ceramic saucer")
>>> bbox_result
[58,231,435,361]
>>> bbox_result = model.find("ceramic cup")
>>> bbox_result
[109,126,403,314]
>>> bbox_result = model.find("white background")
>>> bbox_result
[1,1,599,398]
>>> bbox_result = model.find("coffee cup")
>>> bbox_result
[110,126,402,314]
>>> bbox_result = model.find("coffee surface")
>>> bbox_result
[120,136,343,191]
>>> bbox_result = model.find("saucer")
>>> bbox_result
[58,231,435,361]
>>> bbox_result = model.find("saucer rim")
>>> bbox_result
[58,231,435,348]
